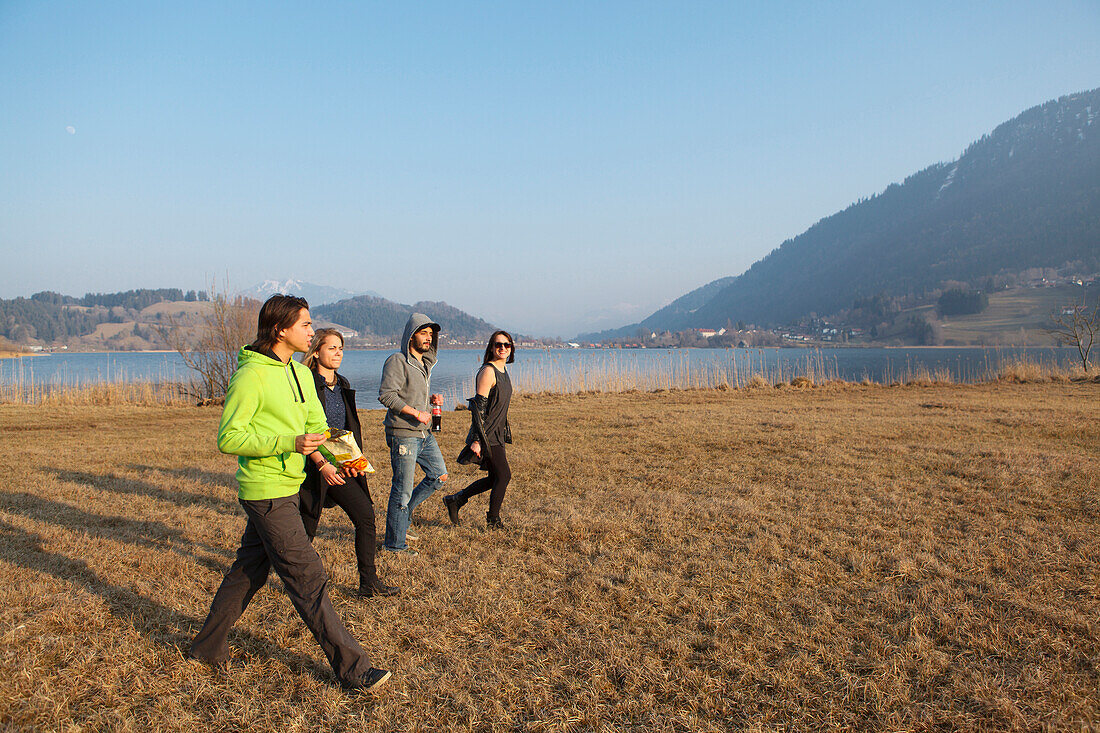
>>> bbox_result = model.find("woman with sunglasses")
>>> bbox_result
[443,330,515,529]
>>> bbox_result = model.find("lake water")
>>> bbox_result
[1,346,1081,406]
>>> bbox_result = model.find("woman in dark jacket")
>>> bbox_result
[443,330,514,529]
[299,329,398,598]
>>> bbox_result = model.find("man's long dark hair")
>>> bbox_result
[482,330,516,365]
[252,294,310,352]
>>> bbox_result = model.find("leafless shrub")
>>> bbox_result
[1046,296,1098,372]
[160,284,259,401]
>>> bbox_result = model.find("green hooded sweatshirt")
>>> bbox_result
[217,346,329,500]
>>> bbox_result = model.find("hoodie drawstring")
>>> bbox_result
[285,362,306,403]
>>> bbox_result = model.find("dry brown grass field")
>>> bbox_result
[1,382,1097,731]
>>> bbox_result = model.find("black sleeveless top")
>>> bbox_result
[481,365,512,446]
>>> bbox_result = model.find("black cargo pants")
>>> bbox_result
[190,493,373,684]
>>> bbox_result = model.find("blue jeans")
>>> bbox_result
[383,433,446,551]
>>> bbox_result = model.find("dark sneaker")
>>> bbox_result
[486,514,505,530]
[383,546,419,557]
[443,494,461,525]
[358,580,400,599]
[343,667,392,693]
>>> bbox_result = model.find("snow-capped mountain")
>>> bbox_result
[239,280,383,306]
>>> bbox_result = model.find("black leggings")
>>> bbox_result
[303,475,378,588]
[454,443,511,518]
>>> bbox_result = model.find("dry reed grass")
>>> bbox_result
[996,357,1094,384]
[1,353,1088,409]
[0,358,189,407]
[506,352,1084,396]
[0,379,189,407]
[510,350,846,394]
[1,380,1097,731]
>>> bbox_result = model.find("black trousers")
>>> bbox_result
[453,443,510,519]
[190,494,373,684]
[301,475,378,589]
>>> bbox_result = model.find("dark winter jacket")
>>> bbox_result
[299,370,368,527]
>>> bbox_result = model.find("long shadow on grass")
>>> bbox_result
[128,464,240,492]
[0,490,234,570]
[0,516,330,682]
[46,468,239,515]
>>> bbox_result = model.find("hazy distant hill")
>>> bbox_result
[594,88,1100,338]
[578,276,736,341]
[239,279,382,306]
[314,296,498,341]
[0,285,499,349]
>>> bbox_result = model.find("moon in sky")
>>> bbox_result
[65,126,76,134]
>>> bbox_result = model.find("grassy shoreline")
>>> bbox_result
[2,353,1095,407]
[1,382,1097,730]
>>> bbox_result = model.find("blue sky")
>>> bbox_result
[2,2,1098,336]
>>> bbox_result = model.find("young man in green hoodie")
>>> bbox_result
[189,294,390,693]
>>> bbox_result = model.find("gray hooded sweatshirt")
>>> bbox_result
[379,312,440,437]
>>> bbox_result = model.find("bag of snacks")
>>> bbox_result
[320,429,375,473]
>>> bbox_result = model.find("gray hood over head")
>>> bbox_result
[401,312,440,369]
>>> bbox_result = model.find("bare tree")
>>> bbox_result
[1047,296,1098,372]
[161,285,260,402]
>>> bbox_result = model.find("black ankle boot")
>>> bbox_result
[486,513,504,530]
[443,494,461,525]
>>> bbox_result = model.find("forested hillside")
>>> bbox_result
[0,285,499,349]
[314,296,498,341]
[595,88,1100,338]
[0,289,202,343]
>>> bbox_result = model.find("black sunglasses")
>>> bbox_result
[492,341,513,349]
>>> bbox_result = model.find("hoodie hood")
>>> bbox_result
[238,345,307,403]
[401,312,440,370]
[240,344,283,367]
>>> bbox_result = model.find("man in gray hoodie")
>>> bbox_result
[378,313,448,555]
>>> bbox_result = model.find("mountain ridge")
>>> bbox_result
[313,295,500,342]
[585,88,1100,340]
[0,288,501,349]
[238,279,383,306]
